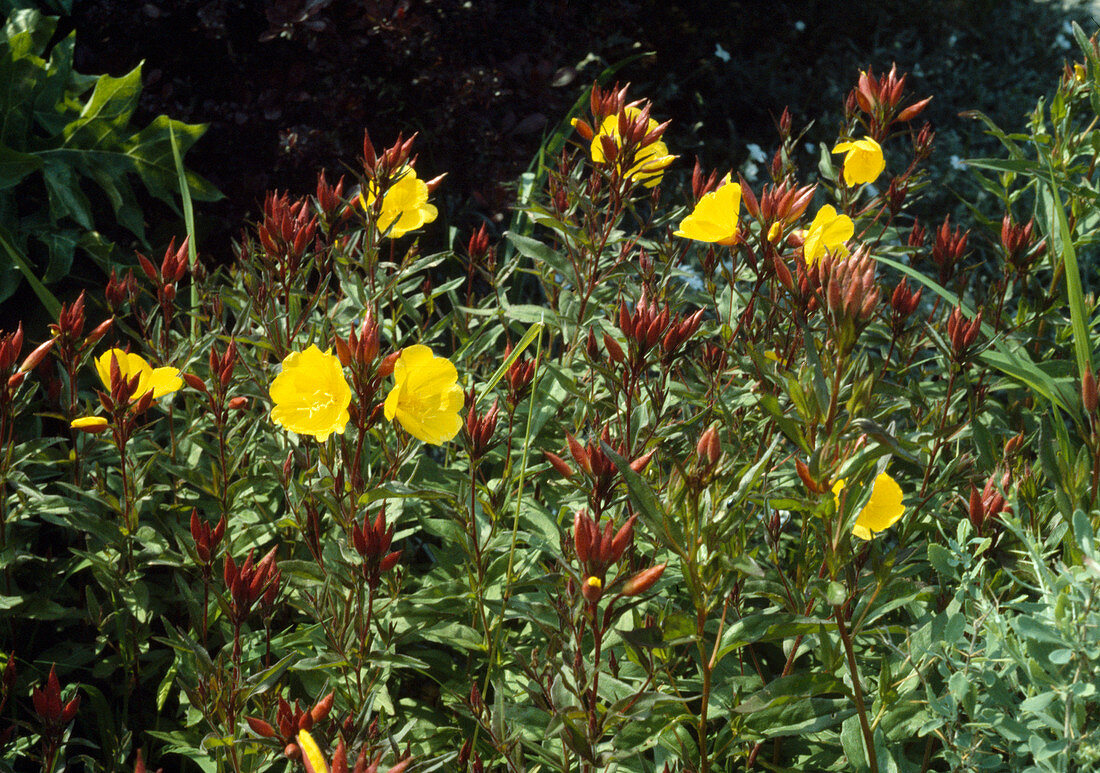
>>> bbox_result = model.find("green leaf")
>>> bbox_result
[1039,162,1092,388]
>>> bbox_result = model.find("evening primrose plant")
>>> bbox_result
[7,34,1100,773]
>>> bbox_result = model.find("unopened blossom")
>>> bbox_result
[802,205,854,266]
[94,348,183,400]
[589,107,674,188]
[674,180,741,245]
[833,472,906,540]
[361,167,438,239]
[832,137,885,186]
[70,415,109,433]
[383,344,464,445]
[297,729,327,773]
[269,345,351,442]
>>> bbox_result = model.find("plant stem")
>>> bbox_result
[835,604,878,773]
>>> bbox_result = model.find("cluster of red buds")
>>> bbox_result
[945,307,982,363]
[105,267,139,313]
[183,340,243,411]
[968,470,1012,535]
[189,509,226,573]
[0,325,45,399]
[930,215,970,286]
[136,236,190,308]
[248,692,334,754]
[335,313,383,432]
[349,509,401,590]
[257,191,318,275]
[544,427,655,516]
[889,277,923,332]
[569,83,672,185]
[699,340,728,375]
[48,292,109,386]
[846,63,932,139]
[335,313,381,370]
[695,424,722,467]
[573,510,665,603]
[616,291,704,368]
[223,546,280,625]
[32,664,80,768]
[315,170,348,224]
[503,344,535,407]
[465,396,500,460]
[1000,212,1042,275]
[361,129,416,180]
[802,247,881,334]
[741,178,816,241]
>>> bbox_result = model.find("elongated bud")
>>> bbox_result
[18,338,54,373]
[1084,369,1099,416]
[621,563,666,596]
[247,716,277,738]
[795,459,828,495]
[84,319,113,348]
[310,691,335,723]
[379,351,400,379]
[696,424,721,465]
[566,433,592,476]
[574,510,592,562]
[603,332,625,364]
[609,515,637,561]
[543,450,574,479]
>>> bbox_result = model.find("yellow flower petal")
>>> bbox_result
[94,349,182,401]
[269,345,351,442]
[832,136,885,186]
[364,167,437,239]
[803,205,854,266]
[590,107,673,187]
[674,182,741,245]
[834,472,906,540]
[70,416,109,433]
[384,345,464,445]
[297,729,328,773]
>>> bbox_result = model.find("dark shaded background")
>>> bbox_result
[65,0,1098,261]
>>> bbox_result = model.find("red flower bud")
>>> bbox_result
[621,563,666,596]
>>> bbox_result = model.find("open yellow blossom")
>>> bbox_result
[297,729,328,773]
[802,205,854,266]
[361,167,438,239]
[269,345,351,442]
[833,472,906,540]
[590,107,674,188]
[94,348,183,401]
[674,180,741,245]
[383,344,464,445]
[832,137,885,186]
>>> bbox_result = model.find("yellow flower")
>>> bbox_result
[269,345,351,442]
[383,344,464,445]
[590,107,674,188]
[94,348,182,401]
[674,180,741,245]
[802,205,854,266]
[833,472,906,541]
[831,137,885,186]
[70,416,109,433]
[361,167,438,239]
[297,729,328,773]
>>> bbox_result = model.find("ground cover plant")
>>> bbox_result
[6,13,1100,773]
